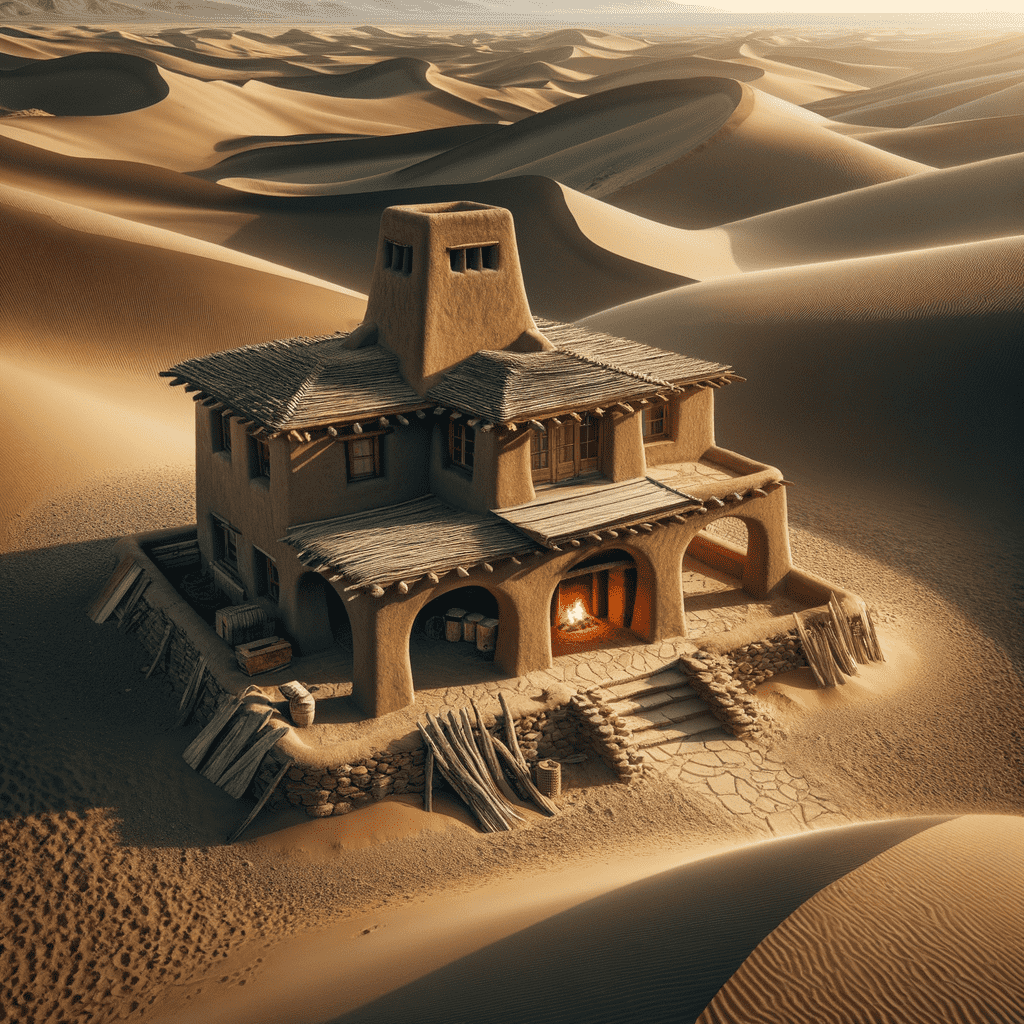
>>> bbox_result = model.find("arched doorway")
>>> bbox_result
[682,516,768,638]
[550,549,648,656]
[293,571,351,655]
[410,585,507,692]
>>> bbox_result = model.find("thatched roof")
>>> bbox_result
[495,477,702,548]
[284,495,539,589]
[162,320,735,431]
[161,334,426,431]
[427,319,733,422]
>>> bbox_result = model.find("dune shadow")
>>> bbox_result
[327,816,952,1024]
[0,537,242,849]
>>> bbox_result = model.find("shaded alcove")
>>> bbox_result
[409,585,505,692]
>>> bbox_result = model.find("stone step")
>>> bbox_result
[608,685,699,716]
[635,713,724,748]
[603,667,689,702]
[623,697,710,732]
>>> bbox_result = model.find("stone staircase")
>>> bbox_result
[598,665,729,750]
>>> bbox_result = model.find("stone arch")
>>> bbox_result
[549,543,657,652]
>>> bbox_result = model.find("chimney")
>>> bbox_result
[357,202,551,395]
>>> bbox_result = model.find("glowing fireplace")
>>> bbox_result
[555,577,599,632]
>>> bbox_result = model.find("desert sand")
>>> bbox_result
[1,19,1022,1024]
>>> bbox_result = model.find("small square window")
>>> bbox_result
[450,421,474,472]
[642,403,670,442]
[448,243,499,274]
[383,239,413,275]
[346,436,381,481]
[250,436,271,479]
[256,549,280,603]
[213,410,233,455]
[213,516,238,569]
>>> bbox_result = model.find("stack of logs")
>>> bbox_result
[679,651,774,741]
[570,690,647,783]
[417,694,558,832]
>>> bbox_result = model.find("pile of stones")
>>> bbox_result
[270,747,428,818]
[524,705,584,762]
[726,633,806,688]
[679,651,774,742]
[569,691,647,783]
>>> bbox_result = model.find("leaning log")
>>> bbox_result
[227,756,294,844]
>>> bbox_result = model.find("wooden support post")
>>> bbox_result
[143,622,174,680]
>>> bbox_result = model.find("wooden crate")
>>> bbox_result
[217,604,273,647]
[235,636,292,676]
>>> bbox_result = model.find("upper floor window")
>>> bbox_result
[449,244,499,273]
[346,435,382,482]
[450,421,475,473]
[250,436,271,479]
[642,402,670,443]
[531,414,601,484]
[213,515,239,569]
[255,548,280,603]
[213,410,232,455]
[383,239,413,275]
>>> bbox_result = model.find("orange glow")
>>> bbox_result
[561,598,588,628]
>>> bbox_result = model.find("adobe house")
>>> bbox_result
[163,201,796,719]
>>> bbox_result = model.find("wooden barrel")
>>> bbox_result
[534,759,561,798]
[445,607,467,642]
[290,695,315,728]
[463,611,485,642]
[476,617,499,658]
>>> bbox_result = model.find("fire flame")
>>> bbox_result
[561,598,588,628]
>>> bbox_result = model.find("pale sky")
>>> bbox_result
[679,1,1023,11]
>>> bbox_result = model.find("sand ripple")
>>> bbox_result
[700,815,1024,1023]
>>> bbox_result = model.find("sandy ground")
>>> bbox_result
[1,20,1022,1024]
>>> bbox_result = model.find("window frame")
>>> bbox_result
[249,435,272,480]
[255,548,280,603]
[531,413,602,484]
[345,434,383,482]
[383,239,413,276]
[213,515,239,570]
[448,242,500,273]
[449,420,475,474]
[641,402,671,443]
[213,410,233,456]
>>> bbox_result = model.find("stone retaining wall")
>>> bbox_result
[725,633,806,689]
[679,651,774,742]
[120,585,647,818]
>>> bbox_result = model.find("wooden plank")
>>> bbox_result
[218,726,289,798]
[472,700,519,804]
[423,743,433,813]
[201,709,271,783]
[88,557,142,623]
[143,623,175,680]
[117,575,150,628]
[227,756,294,844]
[174,656,208,728]
[182,694,243,769]
[491,736,558,816]
[499,692,528,770]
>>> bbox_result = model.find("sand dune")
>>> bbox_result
[700,816,1024,1023]
[2,22,1023,1024]
[583,235,1024,506]
[606,85,925,228]
[707,152,1024,270]
[0,50,168,114]
[913,77,1024,125]
[807,58,1024,127]
[845,114,1024,167]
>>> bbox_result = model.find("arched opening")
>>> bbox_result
[682,516,774,638]
[294,571,351,656]
[550,548,648,656]
[409,585,508,691]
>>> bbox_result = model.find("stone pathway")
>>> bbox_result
[643,736,850,837]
